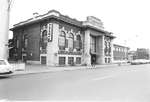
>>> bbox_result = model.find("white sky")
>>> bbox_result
[9,0,150,50]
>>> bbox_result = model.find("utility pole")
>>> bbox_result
[0,0,12,59]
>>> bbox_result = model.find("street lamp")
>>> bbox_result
[0,0,13,59]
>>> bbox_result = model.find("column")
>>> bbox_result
[82,30,91,65]
[98,35,105,64]
[47,23,59,66]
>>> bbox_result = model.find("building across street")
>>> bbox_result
[128,48,150,61]
[113,44,130,63]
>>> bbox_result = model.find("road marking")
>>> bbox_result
[92,75,116,81]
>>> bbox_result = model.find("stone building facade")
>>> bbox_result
[10,10,115,66]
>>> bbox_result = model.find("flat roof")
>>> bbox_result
[10,10,115,38]
[113,44,130,49]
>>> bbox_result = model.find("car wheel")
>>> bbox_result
[8,71,13,74]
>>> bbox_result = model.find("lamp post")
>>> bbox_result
[0,0,12,59]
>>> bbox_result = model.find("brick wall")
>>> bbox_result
[25,23,41,61]
[12,23,41,61]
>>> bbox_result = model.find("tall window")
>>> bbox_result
[24,38,28,48]
[68,33,74,51]
[41,30,47,50]
[23,35,28,49]
[17,40,19,48]
[58,31,66,50]
[105,58,107,63]
[76,35,82,51]
[90,36,96,52]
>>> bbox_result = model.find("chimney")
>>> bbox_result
[33,12,39,18]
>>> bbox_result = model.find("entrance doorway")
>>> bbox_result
[91,54,96,65]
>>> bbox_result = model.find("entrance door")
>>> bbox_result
[91,54,96,64]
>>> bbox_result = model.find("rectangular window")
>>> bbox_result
[59,57,65,65]
[105,58,107,63]
[68,57,74,65]
[108,58,111,63]
[76,57,81,64]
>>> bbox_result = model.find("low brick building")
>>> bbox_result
[113,44,130,62]
[10,10,115,66]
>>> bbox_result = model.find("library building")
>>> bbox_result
[10,10,115,66]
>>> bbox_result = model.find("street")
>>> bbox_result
[1,64,150,102]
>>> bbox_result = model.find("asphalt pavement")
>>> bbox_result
[0,64,150,102]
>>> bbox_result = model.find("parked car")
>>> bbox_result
[0,59,13,74]
[131,59,150,65]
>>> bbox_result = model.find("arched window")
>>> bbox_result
[76,35,82,51]
[68,33,74,50]
[41,30,47,50]
[42,30,47,43]
[58,31,66,50]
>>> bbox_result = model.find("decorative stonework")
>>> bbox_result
[104,36,111,56]
[47,23,53,42]
[59,26,83,54]
[58,50,82,55]
[82,16,104,30]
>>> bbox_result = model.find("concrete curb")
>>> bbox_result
[4,63,131,77]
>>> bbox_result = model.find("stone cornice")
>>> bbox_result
[10,10,115,39]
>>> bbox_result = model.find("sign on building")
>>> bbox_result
[48,23,53,42]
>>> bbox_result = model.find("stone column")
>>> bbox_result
[47,23,59,66]
[98,35,105,64]
[82,30,91,66]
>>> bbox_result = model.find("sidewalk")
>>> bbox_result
[10,63,130,76]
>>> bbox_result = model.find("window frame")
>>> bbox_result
[76,57,81,64]
[68,57,74,65]
[76,35,82,51]
[59,57,66,65]
[58,31,66,50]
[68,33,74,50]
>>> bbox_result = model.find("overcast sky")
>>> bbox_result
[9,0,150,50]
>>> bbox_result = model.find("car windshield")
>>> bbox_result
[0,60,7,65]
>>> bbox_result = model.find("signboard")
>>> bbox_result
[87,16,104,30]
[48,23,53,42]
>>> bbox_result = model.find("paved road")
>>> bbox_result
[1,64,150,102]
